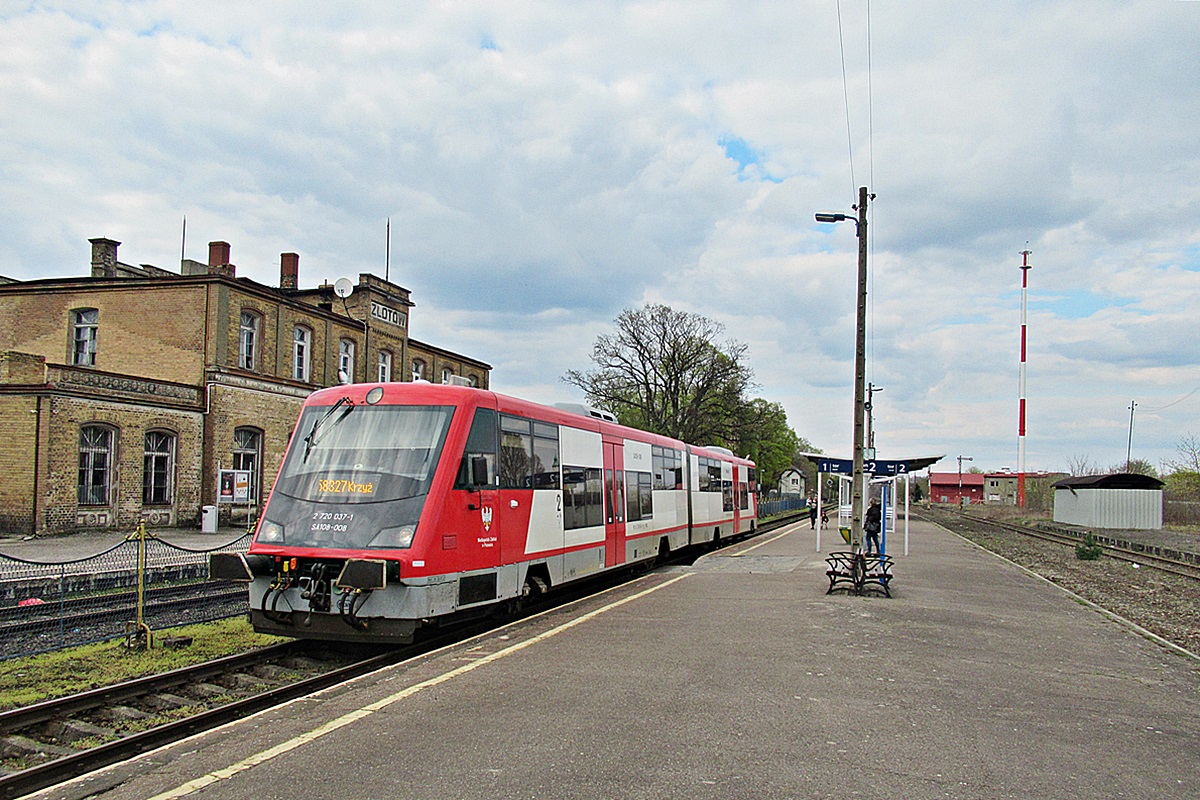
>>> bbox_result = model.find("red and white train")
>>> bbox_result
[213,382,757,643]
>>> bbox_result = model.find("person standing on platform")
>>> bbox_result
[809,497,818,529]
[864,497,882,554]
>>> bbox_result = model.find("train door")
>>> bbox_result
[603,442,625,568]
[732,465,743,532]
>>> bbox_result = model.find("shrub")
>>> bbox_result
[1075,532,1103,560]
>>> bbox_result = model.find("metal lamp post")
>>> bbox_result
[815,186,872,550]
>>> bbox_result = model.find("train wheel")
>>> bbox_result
[655,537,671,566]
[499,573,547,619]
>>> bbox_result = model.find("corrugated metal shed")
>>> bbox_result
[1052,473,1164,530]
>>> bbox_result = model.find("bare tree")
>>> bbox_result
[1066,454,1103,476]
[1165,432,1200,474]
[563,304,756,444]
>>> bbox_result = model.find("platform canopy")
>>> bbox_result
[800,453,944,477]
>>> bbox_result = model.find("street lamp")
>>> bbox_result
[815,186,873,550]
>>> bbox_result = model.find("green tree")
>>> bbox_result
[1164,470,1200,502]
[1116,458,1158,477]
[729,398,800,489]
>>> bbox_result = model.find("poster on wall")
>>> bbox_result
[218,470,251,504]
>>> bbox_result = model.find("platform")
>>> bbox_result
[31,518,1200,800]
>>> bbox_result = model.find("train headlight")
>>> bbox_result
[369,524,416,549]
[257,519,285,544]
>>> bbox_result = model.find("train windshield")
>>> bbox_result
[274,404,455,505]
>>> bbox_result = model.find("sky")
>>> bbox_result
[2,1,1199,476]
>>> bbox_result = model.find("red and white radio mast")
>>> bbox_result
[1018,249,1032,506]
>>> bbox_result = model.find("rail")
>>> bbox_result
[926,508,1200,581]
[0,531,251,660]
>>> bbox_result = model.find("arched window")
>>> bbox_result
[378,349,393,382]
[412,358,426,381]
[143,430,176,505]
[339,338,356,382]
[468,374,479,387]
[293,326,312,382]
[233,427,263,502]
[72,308,98,366]
[239,311,261,370]
[78,425,114,505]
[441,366,454,384]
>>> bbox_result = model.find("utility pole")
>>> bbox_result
[814,186,874,551]
[851,187,871,550]
[1018,249,1031,506]
[1126,400,1137,472]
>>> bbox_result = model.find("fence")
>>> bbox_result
[758,496,811,518]
[0,532,250,661]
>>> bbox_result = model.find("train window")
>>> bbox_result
[275,405,454,508]
[626,471,653,521]
[532,425,560,489]
[563,466,603,529]
[652,446,682,490]
[723,479,734,512]
[499,415,533,488]
[605,469,614,524]
[455,408,498,489]
[697,457,710,492]
[739,482,749,510]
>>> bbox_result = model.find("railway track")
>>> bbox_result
[0,514,798,798]
[926,508,1200,582]
[0,634,469,800]
[0,584,247,661]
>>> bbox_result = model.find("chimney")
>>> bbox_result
[89,237,120,278]
[207,240,235,278]
[280,252,299,290]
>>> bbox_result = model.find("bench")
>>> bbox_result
[825,551,894,597]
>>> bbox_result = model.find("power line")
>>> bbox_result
[835,0,855,193]
[1140,382,1200,413]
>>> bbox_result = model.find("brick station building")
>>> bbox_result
[0,237,490,536]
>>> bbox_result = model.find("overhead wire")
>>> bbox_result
[835,0,856,193]
[835,0,878,443]
[866,0,875,384]
[1140,383,1200,413]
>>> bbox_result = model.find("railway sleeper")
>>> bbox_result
[140,693,195,712]
[39,719,114,746]
[0,734,75,761]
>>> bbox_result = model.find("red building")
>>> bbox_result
[929,472,985,505]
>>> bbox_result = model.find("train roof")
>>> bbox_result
[304,382,755,465]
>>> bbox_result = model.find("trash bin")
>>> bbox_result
[201,505,218,533]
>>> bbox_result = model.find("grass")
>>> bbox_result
[0,618,285,710]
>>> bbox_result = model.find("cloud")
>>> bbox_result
[2,0,1199,474]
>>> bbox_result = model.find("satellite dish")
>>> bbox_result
[333,277,354,298]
